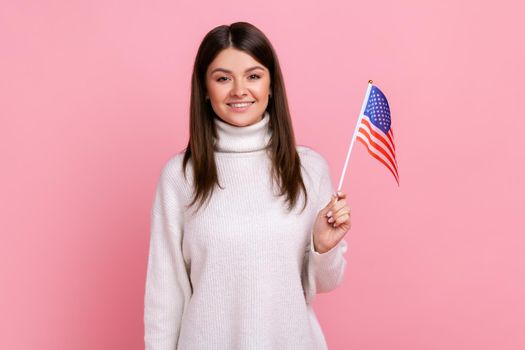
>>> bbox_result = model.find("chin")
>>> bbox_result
[221,112,262,127]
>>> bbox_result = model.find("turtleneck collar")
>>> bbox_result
[213,110,271,153]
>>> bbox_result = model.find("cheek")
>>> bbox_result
[208,84,228,100]
[253,83,270,97]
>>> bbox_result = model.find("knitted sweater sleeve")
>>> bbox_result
[302,155,348,305]
[144,160,192,349]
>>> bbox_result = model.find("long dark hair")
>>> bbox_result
[182,21,307,214]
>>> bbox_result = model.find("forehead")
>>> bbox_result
[207,47,268,74]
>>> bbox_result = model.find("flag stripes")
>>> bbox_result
[357,115,399,185]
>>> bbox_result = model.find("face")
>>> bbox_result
[205,47,271,127]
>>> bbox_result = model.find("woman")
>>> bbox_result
[144,21,351,350]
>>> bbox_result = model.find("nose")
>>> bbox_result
[230,80,248,97]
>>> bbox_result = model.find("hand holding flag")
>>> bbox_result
[313,81,398,252]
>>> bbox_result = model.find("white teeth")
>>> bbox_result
[230,102,252,108]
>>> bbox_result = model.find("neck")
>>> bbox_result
[213,111,271,153]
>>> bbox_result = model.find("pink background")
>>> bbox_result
[1,0,524,349]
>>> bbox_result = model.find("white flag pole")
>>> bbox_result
[336,80,374,193]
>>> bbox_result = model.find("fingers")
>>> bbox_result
[324,190,351,227]
[333,207,351,220]
[321,195,338,215]
[327,209,351,225]
[327,198,347,215]
[321,191,349,218]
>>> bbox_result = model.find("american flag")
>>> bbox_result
[356,86,399,185]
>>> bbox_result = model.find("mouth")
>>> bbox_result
[227,101,255,112]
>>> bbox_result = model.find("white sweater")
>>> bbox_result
[144,110,348,349]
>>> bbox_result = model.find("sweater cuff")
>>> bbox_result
[307,231,348,295]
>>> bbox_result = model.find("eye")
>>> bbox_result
[249,74,261,80]
[216,76,229,82]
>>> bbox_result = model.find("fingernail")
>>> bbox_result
[326,211,332,217]
[328,217,334,223]
[332,223,337,227]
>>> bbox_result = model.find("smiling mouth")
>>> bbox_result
[227,102,255,112]
[227,101,255,107]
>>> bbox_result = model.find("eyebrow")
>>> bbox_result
[210,66,266,74]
